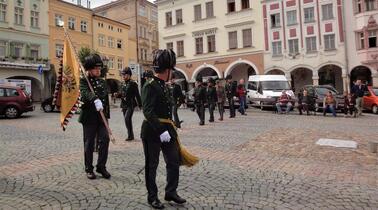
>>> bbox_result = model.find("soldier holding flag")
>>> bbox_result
[78,54,111,180]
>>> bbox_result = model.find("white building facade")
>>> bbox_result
[157,0,264,90]
[262,0,347,93]
[344,0,378,86]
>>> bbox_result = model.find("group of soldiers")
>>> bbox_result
[78,49,186,209]
[192,75,241,125]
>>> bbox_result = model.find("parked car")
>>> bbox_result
[41,96,59,112]
[363,86,378,114]
[0,84,34,118]
[303,85,345,112]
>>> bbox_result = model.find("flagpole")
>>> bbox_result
[63,26,116,144]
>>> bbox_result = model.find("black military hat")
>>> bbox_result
[143,70,154,78]
[120,67,132,76]
[152,49,177,73]
[225,75,232,80]
[208,77,215,84]
[83,54,103,71]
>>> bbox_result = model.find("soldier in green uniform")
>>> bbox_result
[193,77,207,125]
[120,67,142,141]
[170,74,185,128]
[141,49,186,209]
[225,75,236,118]
[207,78,217,122]
[78,54,111,180]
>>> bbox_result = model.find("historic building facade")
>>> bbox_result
[0,0,50,101]
[157,0,264,89]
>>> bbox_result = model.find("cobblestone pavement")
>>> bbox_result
[0,105,377,210]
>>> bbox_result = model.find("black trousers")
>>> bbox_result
[82,122,109,172]
[228,97,235,117]
[171,103,181,127]
[123,107,135,139]
[208,102,215,121]
[195,103,205,123]
[218,102,224,119]
[141,137,180,202]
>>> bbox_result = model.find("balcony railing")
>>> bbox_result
[0,56,50,70]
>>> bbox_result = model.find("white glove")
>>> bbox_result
[159,131,171,143]
[94,99,103,111]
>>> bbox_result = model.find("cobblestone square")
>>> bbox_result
[0,107,377,209]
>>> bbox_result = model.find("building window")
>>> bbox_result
[304,7,315,23]
[117,58,123,70]
[176,9,183,24]
[108,37,114,48]
[365,0,375,11]
[228,0,236,13]
[98,35,105,47]
[118,28,122,33]
[241,0,250,9]
[139,5,146,17]
[151,9,158,22]
[228,31,238,49]
[68,17,75,30]
[14,7,23,25]
[108,25,114,31]
[195,37,203,54]
[207,35,216,52]
[206,2,214,18]
[117,39,123,49]
[322,4,333,20]
[108,57,114,69]
[177,40,184,57]
[288,39,299,55]
[30,11,39,28]
[194,4,202,21]
[13,43,23,58]
[0,41,6,57]
[55,14,62,27]
[166,42,173,50]
[81,20,87,32]
[306,36,317,52]
[165,12,172,26]
[324,34,335,50]
[287,10,297,25]
[0,2,6,22]
[356,0,362,13]
[55,44,63,58]
[272,41,282,56]
[30,47,39,59]
[242,29,252,48]
[369,31,377,48]
[358,32,365,49]
[271,14,281,28]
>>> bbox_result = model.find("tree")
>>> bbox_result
[77,47,107,77]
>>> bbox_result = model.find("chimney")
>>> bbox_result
[87,0,91,8]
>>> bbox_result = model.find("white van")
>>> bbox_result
[247,75,294,109]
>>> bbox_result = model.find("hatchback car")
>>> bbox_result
[0,85,34,118]
[363,86,378,114]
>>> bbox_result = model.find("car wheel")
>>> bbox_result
[43,104,54,112]
[372,105,378,114]
[5,106,19,119]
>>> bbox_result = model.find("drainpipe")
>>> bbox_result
[135,0,139,65]
[342,0,350,92]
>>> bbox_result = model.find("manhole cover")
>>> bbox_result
[316,138,358,148]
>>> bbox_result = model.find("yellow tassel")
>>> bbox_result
[158,119,199,167]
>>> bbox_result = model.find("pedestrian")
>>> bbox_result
[298,89,312,115]
[171,75,185,128]
[120,67,142,141]
[141,49,186,209]
[193,77,207,125]
[237,79,247,115]
[351,79,368,117]
[225,75,236,118]
[78,54,111,180]
[207,78,217,122]
[216,80,226,121]
[344,92,356,117]
[323,91,337,117]
[276,90,293,114]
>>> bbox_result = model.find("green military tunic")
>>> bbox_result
[78,76,110,124]
[141,76,176,140]
[120,79,141,109]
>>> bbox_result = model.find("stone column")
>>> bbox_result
[342,74,348,93]
[312,76,319,86]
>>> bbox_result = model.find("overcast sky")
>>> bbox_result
[64,0,155,8]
